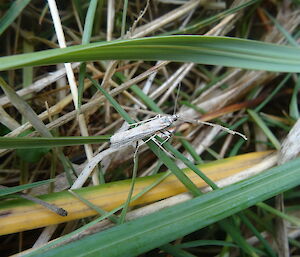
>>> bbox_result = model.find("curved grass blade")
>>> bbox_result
[1,36,300,72]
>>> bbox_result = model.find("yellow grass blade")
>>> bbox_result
[0,151,273,235]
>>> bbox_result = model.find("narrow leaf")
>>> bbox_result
[1,36,300,72]
[0,179,54,197]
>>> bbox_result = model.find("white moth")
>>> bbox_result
[110,114,179,149]
[110,113,248,151]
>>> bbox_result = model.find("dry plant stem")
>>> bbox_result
[219,134,233,158]
[275,119,300,257]
[109,79,147,109]
[275,194,289,257]
[149,64,188,100]
[254,124,268,151]
[33,225,58,248]
[205,13,236,36]
[95,117,123,135]
[142,61,162,94]
[0,105,20,130]
[199,69,242,101]
[48,0,98,186]
[102,61,119,123]
[157,63,194,107]
[128,0,150,37]
[180,70,269,121]
[0,64,79,106]
[18,193,67,217]
[56,64,67,101]
[278,119,300,164]
[35,0,97,247]
[71,147,122,189]
[78,114,100,185]
[107,0,115,41]
[48,0,79,107]
[132,0,202,38]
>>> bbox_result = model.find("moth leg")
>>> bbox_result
[151,137,175,158]
[158,130,173,145]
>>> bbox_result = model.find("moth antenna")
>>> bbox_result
[177,116,247,140]
[197,120,248,140]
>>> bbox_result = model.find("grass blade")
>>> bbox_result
[248,109,281,150]
[0,0,31,36]
[1,36,300,72]
[0,151,271,236]
[0,179,54,197]
[0,136,110,149]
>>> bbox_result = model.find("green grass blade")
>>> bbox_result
[88,75,135,124]
[1,36,300,72]
[160,244,197,257]
[161,140,218,190]
[178,240,237,248]
[0,0,31,36]
[265,11,298,47]
[0,136,109,149]
[239,213,277,257]
[119,153,139,224]
[146,140,201,196]
[247,109,281,150]
[81,0,98,44]
[27,157,300,257]
[254,74,291,112]
[219,218,259,256]
[78,0,98,108]
[170,0,259,35]
[114,72,163,113]
[0,179,54,197]
[257,202,300,226]
[178,133,203,164]
[68,190,119,224]
[290,75,300,120]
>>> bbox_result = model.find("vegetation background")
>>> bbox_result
[0,0,300,256]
